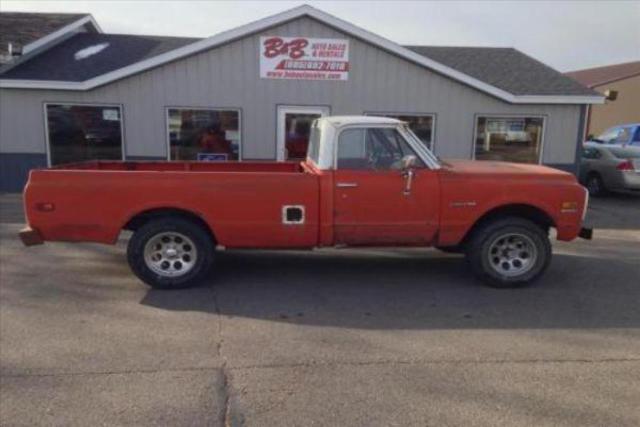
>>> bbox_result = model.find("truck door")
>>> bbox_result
[332,126,439,246]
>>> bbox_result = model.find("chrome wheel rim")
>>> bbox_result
[144,232,197,277]
[487,233,537,278]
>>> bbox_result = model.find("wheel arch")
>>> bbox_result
[460,203,556,248]
[122,207,217,244]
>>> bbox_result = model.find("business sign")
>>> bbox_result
[260,36,349,81]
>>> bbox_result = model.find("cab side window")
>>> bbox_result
[337,127,425,170]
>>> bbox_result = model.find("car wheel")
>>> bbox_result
[127,217,214,289]
[586,173,607,197]
[466,217,551,288]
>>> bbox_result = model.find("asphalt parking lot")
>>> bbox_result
[1,192,639,426]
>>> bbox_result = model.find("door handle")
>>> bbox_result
[402,169,415,196]
[336,182,358,188]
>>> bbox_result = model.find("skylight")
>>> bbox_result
[74,43,109,61]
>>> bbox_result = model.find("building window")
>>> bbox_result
[45,104,123,166]
[167,108,240,161]
[366,113,435,150]
[475,116,544,163]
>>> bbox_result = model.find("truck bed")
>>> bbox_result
[50,160,304,173]
[24,160,320,248]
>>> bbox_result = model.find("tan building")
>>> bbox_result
[566,61,640,138]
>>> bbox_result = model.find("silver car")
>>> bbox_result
[580,142,640,196]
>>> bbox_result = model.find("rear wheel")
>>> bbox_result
[127,217,214,289]
[465,217,551,288]
[586,173,607,197]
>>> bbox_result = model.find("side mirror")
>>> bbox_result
[401,155,417,170]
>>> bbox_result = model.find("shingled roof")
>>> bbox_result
[0,32,201,82]
[0,12,90,57]
[565,61,640,88]
[405,46,600,97]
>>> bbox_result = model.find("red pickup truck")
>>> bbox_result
[20,116,591,289]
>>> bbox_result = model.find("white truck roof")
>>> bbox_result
[321,116,403,127]
[312,115,440,171]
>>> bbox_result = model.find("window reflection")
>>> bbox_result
[168,109,240,161]
[46,104,123,165]
[475,117,544,163]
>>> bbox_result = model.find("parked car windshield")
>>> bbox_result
[593,126,631,144]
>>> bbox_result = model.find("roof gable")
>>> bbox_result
[0,33,200,82]
[0,12,101,58]
[0,5,603,104]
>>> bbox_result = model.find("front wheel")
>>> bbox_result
[465,217,551,288]
[127,217,214,289]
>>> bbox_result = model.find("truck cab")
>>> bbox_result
[307,116,441,246]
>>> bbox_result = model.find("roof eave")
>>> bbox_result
[586,71,640,89]
[0,5,607,104]
[0,77,606,104]
[22,14,102,55]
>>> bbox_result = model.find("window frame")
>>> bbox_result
[471,113,547,164]
[333,124,429,171]
[364,111,437,151]
[43,101,126,167]
[276,104,331,161]
[165,106,243,161]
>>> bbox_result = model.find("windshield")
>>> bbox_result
[594,126,630,144]
[400,124,441,168]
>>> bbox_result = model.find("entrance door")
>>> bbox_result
[277,105,330,161]
[332,126,440,246]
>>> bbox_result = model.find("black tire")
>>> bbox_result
[586,173,607,197]
[435,245,464,254]
[127,217,215,289]
[465,217,551,288]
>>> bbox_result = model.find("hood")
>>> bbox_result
[441,159,576,182]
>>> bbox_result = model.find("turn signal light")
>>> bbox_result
[561,201,578,212]
[35,202,55,212]
[616,160,633,172]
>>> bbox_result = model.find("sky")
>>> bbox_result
[2,0,639,72]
